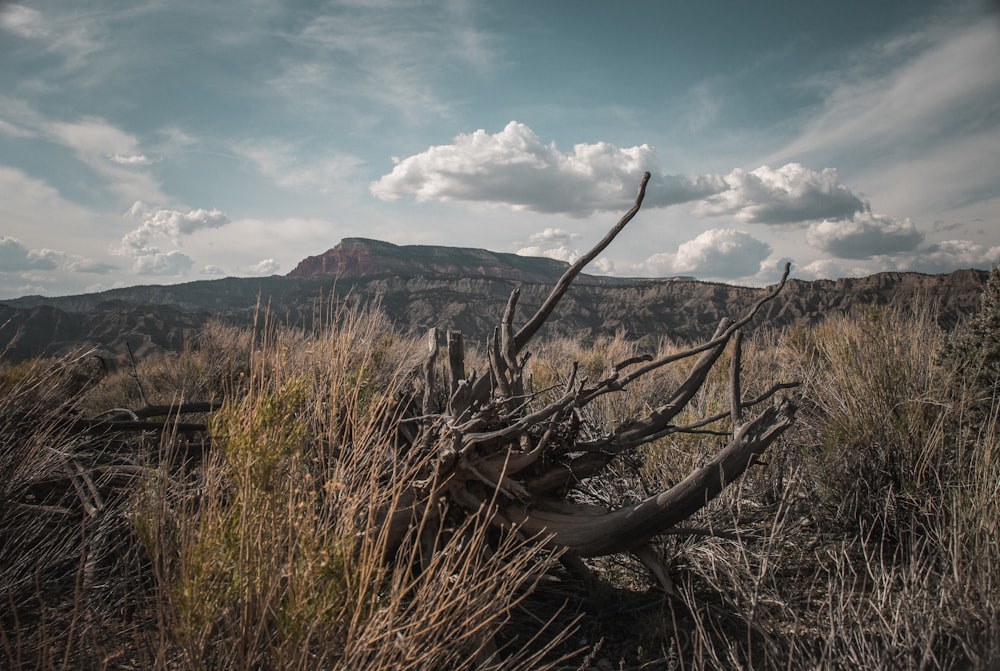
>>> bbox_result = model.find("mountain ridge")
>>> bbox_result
[286,237,642,284]
[0,238,989,362]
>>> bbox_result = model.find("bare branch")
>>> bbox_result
[579,262,792,406]
[731,329,744,429]
[447,330,465,395]
[514,172,651,352]
[506,398,797,557]
[423,327,439,415]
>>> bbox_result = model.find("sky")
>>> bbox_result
[1,0,999,299]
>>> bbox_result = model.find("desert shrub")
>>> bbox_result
[564,301,997,670]
[81,320,252,413]
[937,264,1000,421]
[779,304,946,540]
[138,303,569,670]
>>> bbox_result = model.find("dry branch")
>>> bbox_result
[389,172,800,586]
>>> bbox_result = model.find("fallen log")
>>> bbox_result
[389,172,799,586]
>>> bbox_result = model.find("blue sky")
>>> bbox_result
[1,0,998,298]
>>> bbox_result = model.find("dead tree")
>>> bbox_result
[389,172,798,587]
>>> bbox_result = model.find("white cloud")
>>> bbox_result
[106,153,153,166]
[371,121,723,216]
[121,203,230,253]
[272,1,499,122]
[243,258,280,276]
[526,227,580,246]
[67,257,118,274]
[888,240,1000,274]
[671,229,772,278]
[25,248,66,270]
[0,236,115,276]
[0,4,102,73]
[234,139,365,192]
[0,5,47,39]
[202,265,226,276]
[133,250,193,276]
[806,212,924,259]
[0,165,95,229]
[592,257,616,275]
[0,119,35,139]
[47,116,140,159]
[515,245,579,264]
[0,236,58,271]
[41,116,164,203]
[692,164,867,224]
[116,203,231,279]
[775,19,1000,163]
[796,259,873,281]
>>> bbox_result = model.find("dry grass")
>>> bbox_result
[2,298,999,669]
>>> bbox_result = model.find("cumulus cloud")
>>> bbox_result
[515,245,579,264]
[0,236,117,276]
[371,121,723,216]
[796,259,872,281]
[806,212,924,259]
[121,202,230,253]
[526,227,580,246]
[671,229,773,278]
[133,250,193,276]
[116,203,230,278]
[692,164,867,224]
[516,228,585,263]
[0,237,58,270]
[591,257,616,275]
[243,258,280,276]
[370,124,878,225]
[202,265,227,276]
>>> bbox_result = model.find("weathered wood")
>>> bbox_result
[385,173,800,588]
[514,172,651,353]
[731,329,744,429]
[423,327,439,415]
[504,399,796,557]
[91,172,800,595]
[447,330,465,394]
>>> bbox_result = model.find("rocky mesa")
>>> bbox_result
[287,238,627,285]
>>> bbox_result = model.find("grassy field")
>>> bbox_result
[2,274,998,669]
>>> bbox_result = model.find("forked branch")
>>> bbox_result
[397,171,799,573]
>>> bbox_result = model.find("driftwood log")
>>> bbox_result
[60,172,798,591]
[384,172,798,588]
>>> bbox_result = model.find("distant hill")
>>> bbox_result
[288,237,633,284]
[0,238,989,362]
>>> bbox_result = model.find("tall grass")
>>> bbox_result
[521,303,998,669]
[2,297,998,669]
[136,305,572,670]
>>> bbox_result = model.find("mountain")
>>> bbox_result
[0,238,989,362]
[287,237,632,284]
